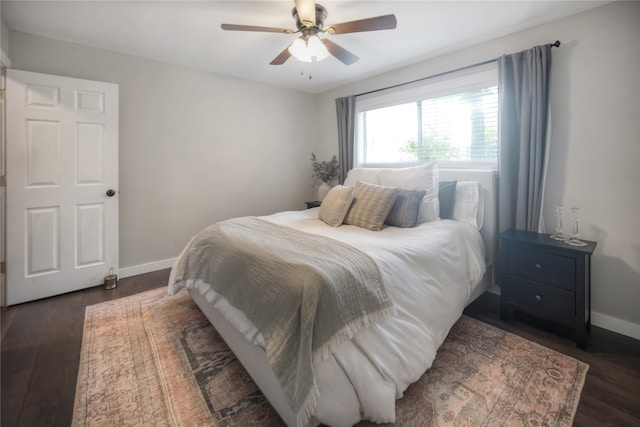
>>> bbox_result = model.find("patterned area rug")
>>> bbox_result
[72,287,588,426]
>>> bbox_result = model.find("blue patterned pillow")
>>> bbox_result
[385,189,427,228]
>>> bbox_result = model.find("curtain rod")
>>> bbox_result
[355,40,561,98]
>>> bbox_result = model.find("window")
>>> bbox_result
[355,67,498,168]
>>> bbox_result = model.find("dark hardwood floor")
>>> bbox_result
[1,269,169,427]
[2,269,639,426]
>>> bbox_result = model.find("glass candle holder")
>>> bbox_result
[566,207,587,247]
[550,204,567,240]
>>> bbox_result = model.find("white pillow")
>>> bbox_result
[343,168,380,186]
[451,181,484,230]
[378,161,439,223]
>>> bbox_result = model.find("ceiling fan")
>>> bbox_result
[221,0,397,66]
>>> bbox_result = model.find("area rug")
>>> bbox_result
[72,287,588,427]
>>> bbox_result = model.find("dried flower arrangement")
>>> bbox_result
[310,153,339,183]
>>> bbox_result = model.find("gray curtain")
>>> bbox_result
[335,95,356,184]
[497,45,552,232]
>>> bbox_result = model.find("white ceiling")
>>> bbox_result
[2,1,609,94]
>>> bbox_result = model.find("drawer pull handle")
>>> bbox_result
[535,263,543,269]
[535,294,542,301]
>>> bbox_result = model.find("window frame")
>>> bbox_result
[355,65,499,170]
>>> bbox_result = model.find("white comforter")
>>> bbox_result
[169,208,486,426]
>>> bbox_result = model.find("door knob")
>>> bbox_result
[106,189,116,197]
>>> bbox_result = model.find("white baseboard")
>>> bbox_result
[591,312,640,341]
[483,286,639,341]
[119,258,176,279]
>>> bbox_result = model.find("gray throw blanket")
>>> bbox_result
[172,216,395,426]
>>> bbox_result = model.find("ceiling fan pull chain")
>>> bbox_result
[299,61,314,79]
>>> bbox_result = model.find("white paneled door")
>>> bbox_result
[6,70,118,305]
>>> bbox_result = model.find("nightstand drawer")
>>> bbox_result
[504,279,575,322]
[506,245,576,290]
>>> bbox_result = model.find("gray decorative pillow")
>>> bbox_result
[438,180,458,219]
[319,185,354,227]
[385,189,427,228]
[343,181,400,231]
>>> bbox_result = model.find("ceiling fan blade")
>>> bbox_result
[295,0,316,27]
[325,14,397,35]
[221,24,294,34]
[322,39,359,65]
[270,45,293,65]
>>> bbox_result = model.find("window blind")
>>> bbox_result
[355,66,498,167]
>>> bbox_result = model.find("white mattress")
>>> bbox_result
[169,208,487,426]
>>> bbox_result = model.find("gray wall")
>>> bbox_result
[316,1,640,338]
[8,31,318,271]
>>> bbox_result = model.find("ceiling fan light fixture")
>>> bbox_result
[307,35,330,61]
[288,35,329,63]
[288,37,309,61]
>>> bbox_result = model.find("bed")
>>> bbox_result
[168,165,497,426]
